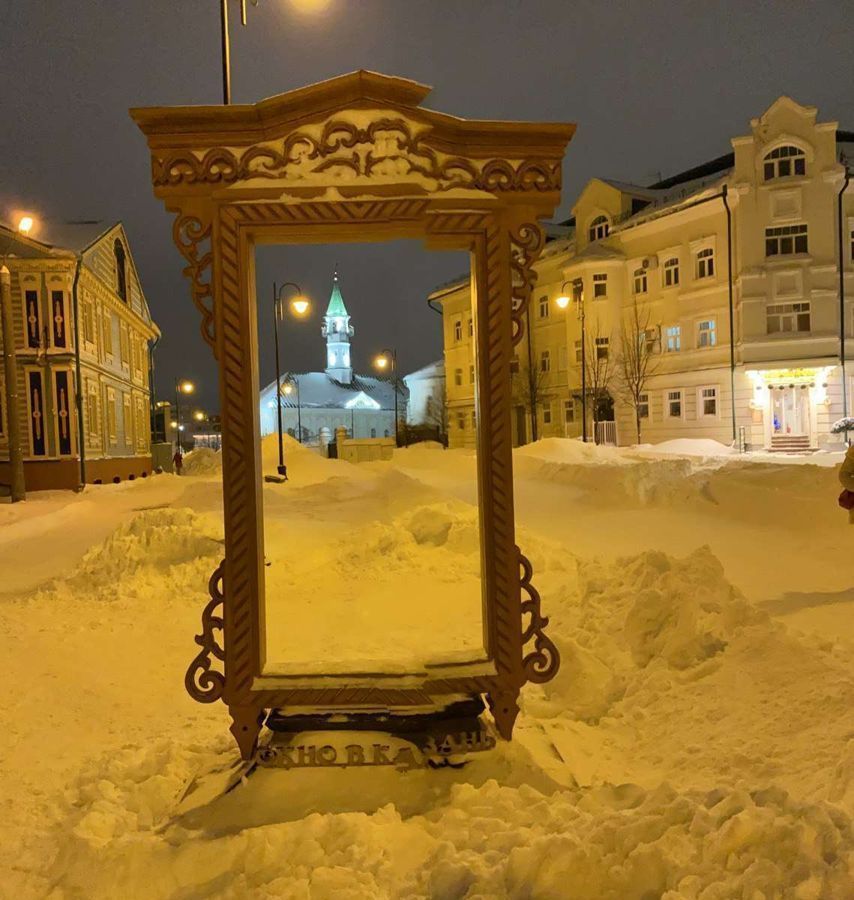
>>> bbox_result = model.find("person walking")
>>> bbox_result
[173,449,184,476]
[839,444,854,523]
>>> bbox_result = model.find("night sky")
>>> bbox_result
[2,0,851,412]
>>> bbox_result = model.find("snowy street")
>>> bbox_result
[1,437,852,898]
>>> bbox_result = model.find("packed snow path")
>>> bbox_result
[0,437,851,898]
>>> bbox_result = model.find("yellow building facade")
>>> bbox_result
[437,96,854,451]
[0,221,160,490]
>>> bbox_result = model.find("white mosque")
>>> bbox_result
[259,271,402,445]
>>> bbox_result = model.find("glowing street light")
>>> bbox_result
[373,348,401,447]
[17,215,34,236]
[193,410,206,422]
[174,378,197,453]
[273,282,311,477]
[555,292,571,310]
[557,279,587,442]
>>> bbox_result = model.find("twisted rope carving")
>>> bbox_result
[185,561,226,703]
[518,548,560,683]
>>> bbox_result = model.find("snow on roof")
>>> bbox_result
[0,219,116,259]
[403,359,444,382]
[260,370,404,409]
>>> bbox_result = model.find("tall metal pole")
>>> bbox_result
[173,378,181,454]
[219,0,232,105]
[295,377,302,443]
[577,281,588,443]
[722,185,737,445]
[0,265,25,500]
[392,349,399,447]
[273,283,286,476]
[838,163,850,440]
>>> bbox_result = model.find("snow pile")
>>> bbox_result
[39,508,223,604]
[632,437,737,458]
[51,747,853,899]
[181,447,222,475]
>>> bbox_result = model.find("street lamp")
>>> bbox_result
[17,215,34,236]
[373,348,401,447]
[282,378,303,443]
[174,378,195,452]
[557,279,587,443]
[273,282,311,478]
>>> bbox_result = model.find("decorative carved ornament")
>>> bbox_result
[133,71,575,760]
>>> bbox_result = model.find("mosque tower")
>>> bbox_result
[321,270,354,384]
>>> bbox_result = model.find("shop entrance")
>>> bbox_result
[771,386,810,437]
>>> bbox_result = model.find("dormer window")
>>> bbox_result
[763,145,806,181]
[114,239,128,302]
[588,215,610,242]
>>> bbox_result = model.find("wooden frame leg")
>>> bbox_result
[486,688,520,740]
[229,705,265,759]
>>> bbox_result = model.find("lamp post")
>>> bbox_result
[173,378,195,453]
[557,279,587,443]
[273,282,310,478]
[373,348,400,447]
[282,378,302,443]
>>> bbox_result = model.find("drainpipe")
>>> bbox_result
[838,161,850,439]
[148,334,159,428]
[71,257,86,489]
[722,185,737,445]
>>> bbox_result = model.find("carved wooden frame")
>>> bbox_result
[132,71,574,759]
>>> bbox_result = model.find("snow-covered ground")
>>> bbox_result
[1,436,852,898]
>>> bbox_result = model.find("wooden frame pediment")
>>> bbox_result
[132,71,575,759]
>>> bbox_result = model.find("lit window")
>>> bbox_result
[588,215,610,242]
[454,319,462,342]
[538,296,549,318]
[574,340,582,364]
[699,386,718,417]
[665,325,681,352]
[697,319,717,348]
[663,257,679,287]
[763,145,806,181]
[696,248,715,279]
[767,302,810,334]
[540,350,551,373]
[765,224,808,257]
[638,393,649,419]
[595,337,609,360]
[667,390,683,419]
[454,368,463,386]
[593,273,607,299]
[633,268,647,294]
[543,402,552,424]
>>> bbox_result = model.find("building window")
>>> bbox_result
[588,215,609,242]
[471,410,476,429]
[663,257,679,287]
[114,239,128,302]
[765,224,808,257]
[563,399,575,424]
[697,319,717,348]
[469,363,475,384]
[50,290,68,348]
[633,268,647,294]
[695,247,715,279]
[510,354,519,374]
[698,386,718,417]
[107,388,118,445]
[763,145,806,181]
[103,312,114,356]
[593,273,607,299]
[640,328,658,354]
[538,295,549,318]
[666,390,683,419]
[85,381,100,438]
[595,337,609,360]
[467,318,473,336]
[574,340,582,364]
[456,412,466,430]
[638,393,649,419]
[542,402,552,425]
[119,323,129,365]
[540,350,551,373]
[766,301,810,334]
[453,319,462,342]
[82,302,96,346]
[23,289,41,349]
[122,393,133,446]
[850,228,854,262]
[665,325,681,353]
[454,368,463,386]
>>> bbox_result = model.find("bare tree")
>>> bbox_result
[583,318,615,435]
[617,297,659,444]
[511,359,549,444]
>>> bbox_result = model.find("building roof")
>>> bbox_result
[325,271,349,318]
[261,371,404,410]
[0,219,116,258]
[403,359,444,382]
